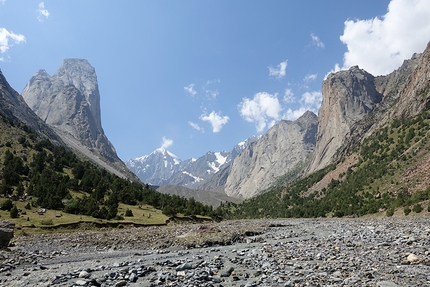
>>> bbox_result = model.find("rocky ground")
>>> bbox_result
[0,218,429,287]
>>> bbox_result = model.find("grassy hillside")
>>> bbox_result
[0,113,217,233]
[217,110,430,219]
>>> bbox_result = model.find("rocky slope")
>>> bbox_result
[0,69,61,144]
[307,66,383,174]
[21,59,133,179]
[224,111,318,199]
[311,44,426,173]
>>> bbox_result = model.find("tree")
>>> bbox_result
[1,199,14,211]
[10,205,19,218]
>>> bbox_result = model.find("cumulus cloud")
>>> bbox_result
[239,92,282,132]
[188,121,204,132]
[282,91,322,121]
[340,0,430,75]
[184,84,197,96]
[0,28,25,59]
[283,89,295,103]
[37,2,50,22]
[200,111,229,133]
[161,137,173,149]
[310,33,325,49]
[268,60,288,79]
[301,91,322,106]
[284,107,311,121]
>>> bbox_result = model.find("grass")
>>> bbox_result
[0,199,170,236]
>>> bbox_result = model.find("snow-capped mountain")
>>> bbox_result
[126,136,259,187]
[125,147,184,185]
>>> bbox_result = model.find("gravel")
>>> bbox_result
[0,218,429,287]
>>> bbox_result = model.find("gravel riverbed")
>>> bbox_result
[0,217,429,287]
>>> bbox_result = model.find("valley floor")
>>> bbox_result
[1,217,429,286]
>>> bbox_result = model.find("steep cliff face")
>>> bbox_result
[307,67,383,173]
[21,59,133,179]
[0,69,61,143]
[224,111,318,199]
[392,42,430,119]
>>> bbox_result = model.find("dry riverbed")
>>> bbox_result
[0,218,429,286]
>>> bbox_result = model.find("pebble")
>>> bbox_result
[0,218,429,286]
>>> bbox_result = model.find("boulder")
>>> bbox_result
[0,220,15,247]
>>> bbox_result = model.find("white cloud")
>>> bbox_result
[238,92,282,132]
[0,28,25,57]
[188,121,204,132]
[37,2,50,22]
[205,89,219,99]
[339,0,430,76]
[184,84,197,96]
[301,91,322,106]
[325,63,341,80]
[283,89,295,103]
[310,33,325,49]
[161,137,173,149]
[282,91,322,121]
[0,0,6,4]
[200,111,229,133]
[284,107,311,121]
[268,60,288,79]
[304,73,317,82]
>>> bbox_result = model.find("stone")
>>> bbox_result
[0,220,15,247]
[406,253,419,262]
[78,270,90,278]
[225,111,318,198]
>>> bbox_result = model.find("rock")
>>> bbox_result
[175,262,193,271]
[114,280,127,287]
[377,281,401,287]
[225,111,318,198]
[75,279,88,286]
[0,220,14,247]
[78,270,90,278]
[308,66,383,173]
[21,59,133,180]
[406,253,419,262]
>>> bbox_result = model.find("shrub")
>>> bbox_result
[10,205,19,218]
[404,207,411,216]
[1,199,14,211]
[412,204,423,213]
[386,208,394,217]
[125,208,133,217]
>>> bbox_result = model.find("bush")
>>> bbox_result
[10,205,19,218]
[412,204,423,213]
[1,199,14,211]
[125,208,133,217]
[404,207,411,216]
[386,208,395,217]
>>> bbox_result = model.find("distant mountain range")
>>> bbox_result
[125,136,260,188]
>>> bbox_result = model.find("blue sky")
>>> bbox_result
[1,0,430,161]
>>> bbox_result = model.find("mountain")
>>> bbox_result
[21,59,134,179]
[224,111,318,199]
[222,41,430,219]
[126,136,259,187]
[0,69,61,144]
[125,147,182,185]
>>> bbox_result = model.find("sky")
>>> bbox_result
[1,0,430,162]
